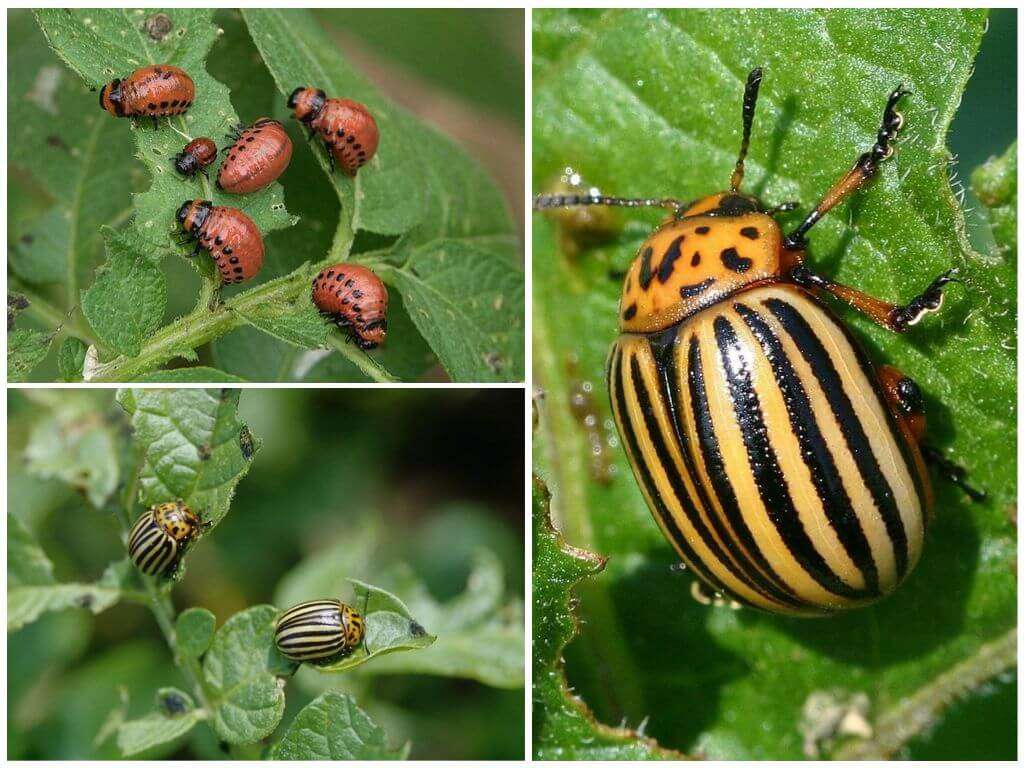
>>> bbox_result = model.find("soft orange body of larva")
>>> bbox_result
[288,88,379,175]
[100,64,195,119]
[311,263,388,349]
[217,118,294,194]
[177,200,264,284]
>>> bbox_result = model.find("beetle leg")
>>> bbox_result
[876,365,926,442]
[920,445,986,501]
[789,264,958,332]
[783,85,909,250]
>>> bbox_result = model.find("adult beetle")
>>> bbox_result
[535,68,979,616]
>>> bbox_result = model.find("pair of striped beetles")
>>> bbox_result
[536,68,980,617]
[128,500,365,663]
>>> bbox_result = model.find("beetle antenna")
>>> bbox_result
[730,67,763,192]
[533,193,687,215]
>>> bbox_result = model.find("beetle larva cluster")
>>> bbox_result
[274,599,366,664]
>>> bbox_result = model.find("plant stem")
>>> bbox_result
[326,332,398,383]
[834,627,1018,759]
[87,261,328,381]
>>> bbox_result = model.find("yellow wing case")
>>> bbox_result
[609,284,929,616]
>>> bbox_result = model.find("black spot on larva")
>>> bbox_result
[695,226,710,234]
[740,227,760,240]
[214,236,223,245]
[657,235,685,283]
[229,257,239,264]
[160,101,169,108]
[638,246,655,289]
[720,247,752,273]
[234,267,243,274]
[327,270,335,278]
[345,279,354,287]
[223,247,232,255]
[346,135,355,143]
[246,136,254,143]
[148,102,157,110]
[623,303,638,321]
[691,251,701,267]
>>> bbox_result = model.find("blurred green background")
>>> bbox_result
[8,8,524,381]
[8,388,524,760]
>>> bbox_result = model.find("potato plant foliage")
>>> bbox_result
[9,9,522,383]
[8,389,524,758]
[533,8,1015,761]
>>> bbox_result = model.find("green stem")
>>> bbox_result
[326,332,397,383]
[834,627,1018,759]
[87,261,329,381]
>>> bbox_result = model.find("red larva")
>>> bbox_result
[288,88,379,175]
[174,137,217,178]
[176,200,264,284]
[311,263,388,349]
[217,118,294,194]
[100,65,195,124]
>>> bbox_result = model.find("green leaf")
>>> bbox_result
[10,10,134,299]
[533,8,1015,760]
[241,8,427,247]
[8,329,54,383]
[971,141,1016,257]
[202,604,289,743]
[310,581,435,673]
[233,291,328,349]
[269,692,408,760]
[532,480,678,760]
[385,239,524,383]
[8,518,133,632]
[116,388,258,527]
[242,8,524,382]
[57,337,87,382]
[82,228,167,357]
[176,607,216,658]
[24,394,120,508]
[362,552,524,688]
[34,8,295,255]
[117,694,202,757]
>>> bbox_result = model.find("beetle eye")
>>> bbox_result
[287,87,304,109]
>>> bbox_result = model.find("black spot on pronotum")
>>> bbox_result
[638,246,655,289]
[691,251,701,267]
[695,226,710,234]
[740,226,760,240]
[679,277,716,298]
[720,247,752,273]
[657,236,685,283]
[623,303,638,321]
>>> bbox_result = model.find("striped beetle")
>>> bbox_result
[274,599,366,664]
[535,68,980,616]
[128,500,202,577]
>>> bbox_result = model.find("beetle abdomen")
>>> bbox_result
[128,512,180,576]
[609,284,928,616]
[274,599,364,663]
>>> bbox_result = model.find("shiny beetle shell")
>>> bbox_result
[174,137,217,177]
[533,68,961,617]
[128,500,200,576]
[288,87,379,175]
[176,200,264,284]
[100,64,195,119]
[216,118,294,194]
[311,263,388,349]
[274,599,365,663]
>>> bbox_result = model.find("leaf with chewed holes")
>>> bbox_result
[116,388,259,528]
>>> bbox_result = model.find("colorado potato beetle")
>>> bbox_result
[288,87,379,175]
[216,118,293,194]
[99,64,195,126]
[128,500,201,577]
[311,263,388,349]
[174,137,217,179]
[535,68,976,617]
[274,599,365,664]
[176,200,264,284]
